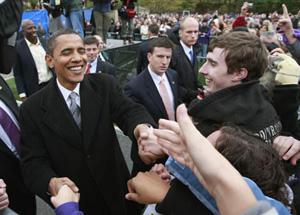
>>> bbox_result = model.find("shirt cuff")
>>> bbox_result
[55,202,82,215]
[19,93,26,98]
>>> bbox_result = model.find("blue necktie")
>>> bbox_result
[0,106,20,153]
[189,50,194,64]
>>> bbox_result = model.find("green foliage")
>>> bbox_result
[138,0,300,14]
[6,78,20,101]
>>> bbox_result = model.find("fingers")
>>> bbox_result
[0,192,9,210]
[176,104,204,144]
[134,124,151,140]
[150,164,171,182]
[61,178,79,193]
[270,48,285,55]
[0,179,6,188]
[158,119,180,134]
[273,136,293,158]
[282,4,289,18]
[273,136,300,161]
[50,185,80,208]
[0,182,9,210]
[49,177,79,196]
[290,152,300,166]
[282,139,300,160]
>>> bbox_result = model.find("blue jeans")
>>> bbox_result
[64,8,84,37]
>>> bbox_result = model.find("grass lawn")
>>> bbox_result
[6,78,20,100]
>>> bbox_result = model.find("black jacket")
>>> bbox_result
[157,81,281,215]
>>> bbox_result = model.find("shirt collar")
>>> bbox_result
[180,40,193,56]
[25,37,40,47]
[148,65,167,85]
[56,78,80,102]
[90,58,98,69]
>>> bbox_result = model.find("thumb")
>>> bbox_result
[50,196,58,208]
[290,152,300,166]
[125,193,139,202]
[282,4,289,17]
[176,104,199,138]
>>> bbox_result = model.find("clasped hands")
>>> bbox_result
[48,177,80,208]
[134,124,166,164]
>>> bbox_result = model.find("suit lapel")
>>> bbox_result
[166,70,178,108]
[42,80,82,150]
[20,39,36,69]
[0,77,19,118]
[143,70,168,117]
[80,77,103,152]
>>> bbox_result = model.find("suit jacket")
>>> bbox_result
[13,38,50,97]
[0,76,36,215]
[19,74,155,215]
[124,68,181,175]
[170,43,200,103]
[124,68,180,122]
[95,56,116,77]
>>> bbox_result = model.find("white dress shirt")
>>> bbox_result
[89,58,98,74]
[148,66,174,109]
[56,79,81,109]
[25,38,53,84]
[180,40,193,62]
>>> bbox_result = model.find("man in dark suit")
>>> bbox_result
[0,32,36,215]
[84,35,116,77]
[136,23,159,75]
[13,19,53,100]
[125,37,180,175]
[170,16,200,103]
[19,29,157,215]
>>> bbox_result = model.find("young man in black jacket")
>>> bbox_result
[126,31,300,214]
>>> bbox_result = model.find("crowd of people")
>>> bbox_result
[0,0,300,215]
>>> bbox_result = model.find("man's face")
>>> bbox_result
[23,21,37,42]
[85,43,99,62]
[97,38,104,50]
[179,22,199,47]
[46,34,87,90]
[148,47,172,76]
[200,47,237,94]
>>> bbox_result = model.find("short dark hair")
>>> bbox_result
[215,125,289,207]
[148,24,159,35]
[83,35,99,46]
[148,37,174,53]
[209,32,268,81]
[46,29,82,55]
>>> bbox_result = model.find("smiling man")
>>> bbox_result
[83,35,116,77]
[19,29,157,215]
[131,31,285,215]
[190,31,281,142]
[13,19,53,100]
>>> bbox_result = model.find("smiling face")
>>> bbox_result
[85,43,99,62]
[148,47,172,76]
[46,34,87,90]
[200,47,241,94]
[22,20,37,43]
